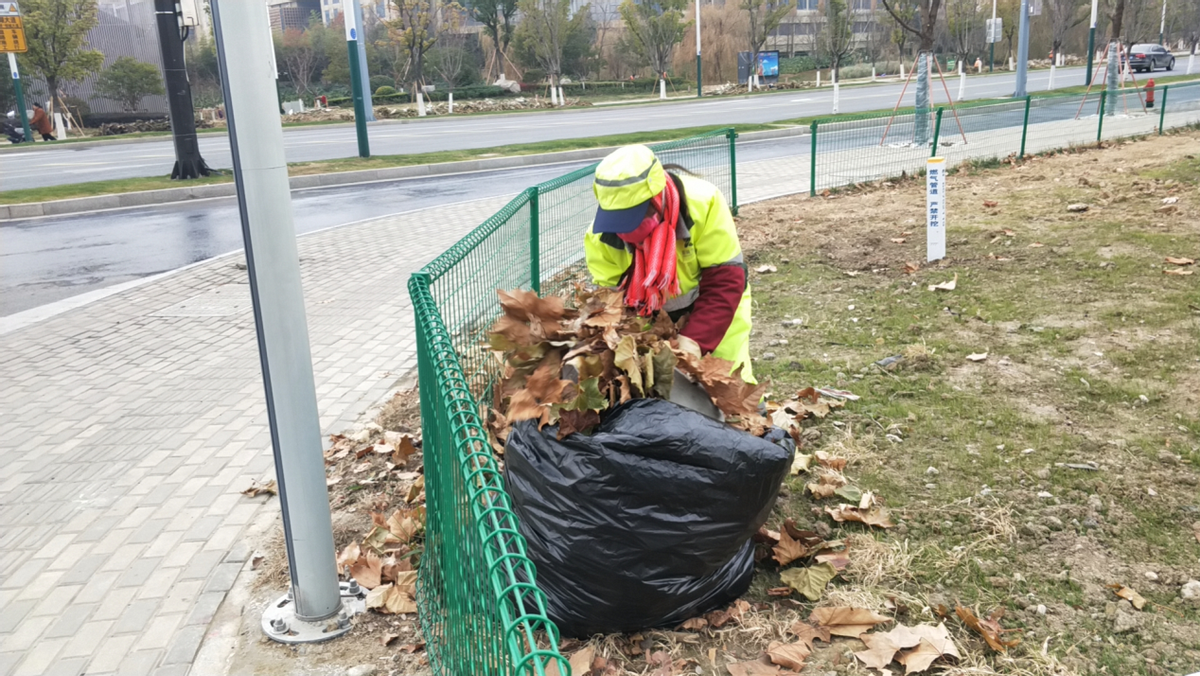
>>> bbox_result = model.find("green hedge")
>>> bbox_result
[330,84,511,107]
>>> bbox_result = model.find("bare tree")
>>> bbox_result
[389,0,466,94]
[819,0,854,78]
[619,0,690,87]
[464,0,519,80]
[518,0,572,93]
[879,0,944,141]
[743,0,792,83]
[674,1,749,82]
[430,31,469,92]
[945,0,982,65]
[279,27,320,98]
[1048,0,1087,57]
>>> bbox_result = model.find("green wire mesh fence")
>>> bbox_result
[407,74,1200,676]
[409,128,737,676]
[764,79,1200,201]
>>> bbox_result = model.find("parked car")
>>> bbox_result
[1128,44,1175,72]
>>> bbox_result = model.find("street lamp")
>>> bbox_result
[1085,0,1097,85]
[696,0,702,97]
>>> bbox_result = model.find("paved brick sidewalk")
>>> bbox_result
[0,196,509,676]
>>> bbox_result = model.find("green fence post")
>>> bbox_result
[1019,95,1032,159]
[809,120,818,197]
[930,108,944,158]
[1158,85,1168,135]
[727,128,739,215]
[528,187,540,295]
[1096,90,1106,143]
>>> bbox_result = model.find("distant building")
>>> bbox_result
[268,0,322,32]
[317,0,392,26]
[766,0,884,56]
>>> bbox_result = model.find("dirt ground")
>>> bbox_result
[234,130,1200,676]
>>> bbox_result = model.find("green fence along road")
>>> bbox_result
[409,128,736,676]
[769,80,1200,201]
[406,78,1200,676]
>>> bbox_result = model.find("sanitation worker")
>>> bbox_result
[585,144,753,382]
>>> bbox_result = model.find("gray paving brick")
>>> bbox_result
[58,554,109,585]
[115,650,162,676]
[43,603,96,638]
[113,557,163,588]
[152,665,191,676]
[41,656,88,676]
[184,591,226,628]
[0,599,35,634]
[176,549,223,581]
[178,515,221,543]
[202,561,242,595]
[110,598,160,635]
[160,625,205,666]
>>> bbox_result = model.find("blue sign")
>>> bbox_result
[757,51,780,79]
[349,27,357,40]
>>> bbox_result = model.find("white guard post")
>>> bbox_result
[927,157,947,262]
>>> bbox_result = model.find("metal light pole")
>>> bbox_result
[990,0,997,72]
[1085,0,1097,84]
[354,0,376,122]
[7,53,32,142]
[210,0,364,644]
[1159,0,1166,44]
[1014,0,1031,97]
[342,0,370,157]
[154,0,211,178]
[696,0,702,97]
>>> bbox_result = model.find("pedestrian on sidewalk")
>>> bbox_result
[585,144,755,382]
[3,112,25,144]
[30,103,56,141]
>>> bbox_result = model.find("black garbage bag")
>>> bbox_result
[504,398,793,637]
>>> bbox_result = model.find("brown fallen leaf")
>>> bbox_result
[825,504,895,528]
[772,528,812,566]
[392,435,419,464]
[891,237,907,244]
[365,583,391,610]
[1157,204,1179,214]
[1108,584,1147,610]
[1029,242,1045,248]
[810,607,891,637]
[546,646,596,676]
[398,641,424,653]
[648,650,674,676]
[983,200,999,208]
[726,660,780,676]
[879,623,960,655]
[766,640,810,671]
[250,553,265,570]
[1164,268,1195,276]
[965,352,988,362]
[1166,256,1195,265]
[349,550,383,589]
[897,638,949,674]
[955,605,1020,652]
[927,274,958,292]
[242,479,277,497]
[855,632,900,670]
[814,547,851,571]
[336,541,361,574]
[753,526,781,545]
[679,617,708,631]
[381,632,400,647]
[788,622,832,650]
[814,450,848,471]
[766,587,793,597]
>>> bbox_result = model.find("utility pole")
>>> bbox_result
[1085,0,1097,84]
[696,0,702,97]
[990,0,997,72]
[1159,0,1166,44]
[7,53,32,142]
[1014,0,1030,97]
[353,0,376,121]
[154,0,210,179]
[342,0,370,157]
[210,0,363,644]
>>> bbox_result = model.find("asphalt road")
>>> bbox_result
[1,66,1098,191]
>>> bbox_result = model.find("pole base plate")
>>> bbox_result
[261,580,368,644]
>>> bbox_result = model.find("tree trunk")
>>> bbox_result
[914,50,930,144]
[1110,0,1125,41]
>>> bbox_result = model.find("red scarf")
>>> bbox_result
[620,177,682,316]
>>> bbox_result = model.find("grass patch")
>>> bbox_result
[735,130,1200,674]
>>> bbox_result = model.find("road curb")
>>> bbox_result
[0,127,806,221]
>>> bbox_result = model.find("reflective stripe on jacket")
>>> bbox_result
[585,173,754,382]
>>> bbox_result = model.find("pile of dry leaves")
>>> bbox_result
[484,287,849,447]
[322,430,429,643]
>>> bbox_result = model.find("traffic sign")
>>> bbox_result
[0,1,27,53]
[986,17,1003,43]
